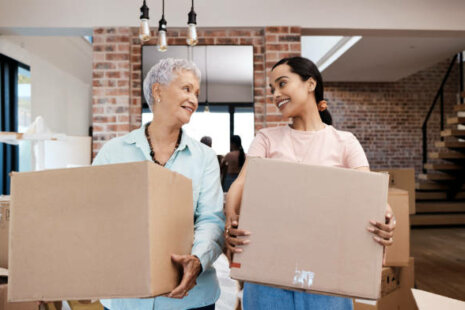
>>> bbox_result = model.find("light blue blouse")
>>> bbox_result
[92,125,225,310]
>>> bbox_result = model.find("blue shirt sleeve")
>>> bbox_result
[191,150,225,272]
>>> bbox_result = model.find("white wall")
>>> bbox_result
[1,0,465,33]
[0,36,92,136]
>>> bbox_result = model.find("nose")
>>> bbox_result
[273,90,282,103]
[189,94,198,110]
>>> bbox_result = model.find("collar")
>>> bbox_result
[123,124,192,158]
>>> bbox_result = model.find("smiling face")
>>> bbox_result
[152,70,200,126]
[269,64,316,119]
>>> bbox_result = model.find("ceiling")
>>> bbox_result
[304,35,465,82]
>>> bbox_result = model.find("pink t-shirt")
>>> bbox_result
[247,125,369,169]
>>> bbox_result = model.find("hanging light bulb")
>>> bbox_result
[158,0,168,52]
[186,0,198,46]
[139,0,151,42]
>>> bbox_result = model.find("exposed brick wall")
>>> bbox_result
[92,27,132,156]
[263,26,302,128]
[92,26,460,176]
[92,26,301,157]
[325,57,459,175]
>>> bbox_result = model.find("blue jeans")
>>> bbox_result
[243,283,353,310]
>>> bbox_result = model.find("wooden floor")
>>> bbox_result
[411,227,465,301]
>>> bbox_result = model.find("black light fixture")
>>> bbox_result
[186,0,198,46]
[139,0,151,42]
[158,0,168,52]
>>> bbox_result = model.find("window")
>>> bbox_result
[142,104,254,156]
[0,54,30,194]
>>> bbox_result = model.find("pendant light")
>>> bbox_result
[139,0,151,42]
[186,0,198,46]
[158,0,168,52]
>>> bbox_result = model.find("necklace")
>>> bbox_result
[289,125,323,163]
[144,123,182,166]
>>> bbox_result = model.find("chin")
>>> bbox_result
[178,116,192,126]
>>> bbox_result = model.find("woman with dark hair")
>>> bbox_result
[221,135,245,192]
[224,57,396,310]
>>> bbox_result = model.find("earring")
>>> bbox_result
[157,98,160,103]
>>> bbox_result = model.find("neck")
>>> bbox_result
[148,116,180,145]
[291,105,326,131]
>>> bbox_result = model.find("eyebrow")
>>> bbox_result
[274,76,288,83]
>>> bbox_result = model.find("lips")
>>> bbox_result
[276,98,290,109]
[181,106,195,113]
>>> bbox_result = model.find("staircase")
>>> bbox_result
[412,53,465,226]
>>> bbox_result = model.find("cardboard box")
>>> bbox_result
[8,161,194,302]
[1,284,37,310]
[381,267,400,297]
[230,158,389,300]
[411,288,465,310]
[373,169,415,214]
[354,257,417,310]
[0,197,9,269]
[384,188,410,267]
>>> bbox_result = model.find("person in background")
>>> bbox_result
[93,58,224,310]
[200,136,212,148]
[224,57,396,310]
[221,135,245,192]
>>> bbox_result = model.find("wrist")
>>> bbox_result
[192,255,202,275]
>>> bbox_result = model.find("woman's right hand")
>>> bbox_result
[225,212,251,262]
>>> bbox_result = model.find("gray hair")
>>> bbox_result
[143,58,201,111]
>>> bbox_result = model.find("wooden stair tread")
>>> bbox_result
[418,173,455,181]
[441,129,465,138]
[416,191,465,201]
[416,201,465,212]
[424,163,464,170]
[446,117,465,125]
[454,104,465,112]
[428,151,465,159]
[435,141,465,148]
[410,214,465,226]
[416,182,465,190]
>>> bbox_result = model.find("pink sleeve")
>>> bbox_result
[344,133,369,169]
[247,130,269,158]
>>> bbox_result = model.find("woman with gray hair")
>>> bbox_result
[93,58,225,310]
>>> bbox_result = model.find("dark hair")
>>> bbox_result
[272,56,332,125]
[200,136,212,147]
[230,135,245,168]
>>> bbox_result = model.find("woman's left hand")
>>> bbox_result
[367,203,396,246]
[168,254,202,299]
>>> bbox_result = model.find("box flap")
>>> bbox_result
[411,289,465,310]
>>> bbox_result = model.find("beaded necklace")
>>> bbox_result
[144,122,182,166]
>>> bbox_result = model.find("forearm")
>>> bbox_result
[225,177,244,217]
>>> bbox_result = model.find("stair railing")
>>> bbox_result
[422,53,461,173]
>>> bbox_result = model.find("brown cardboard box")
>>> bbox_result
[68,300,103,310]
[0,197,9,269]
[381,267,400,297]
[384,188,410,267]
[1,284,37,310]
[354,257,417,310]
[8,161,193,302]
[373,169,415,214]
[230,158,389,300]
[411,288,465,309]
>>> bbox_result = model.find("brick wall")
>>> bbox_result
[92,26,300,157]
[91,26,459,176]
[325,57,459,175]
